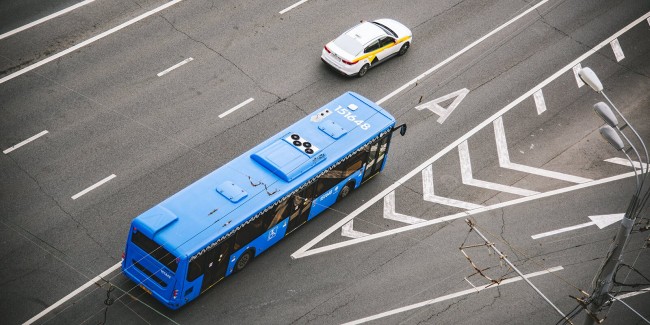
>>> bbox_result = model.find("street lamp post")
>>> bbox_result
[577,67,649,325]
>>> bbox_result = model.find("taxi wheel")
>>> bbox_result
[398,42,410,56]
[357,64,369,78]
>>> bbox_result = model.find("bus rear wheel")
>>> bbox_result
[235,250,253,272]
[339,181,355,200]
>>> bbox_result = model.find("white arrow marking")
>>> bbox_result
[384,191,425,224]
[531,213,624,239]
[422,165,482,209]
[341,220,369,239]
[493,117,592,183]
[343,266,564,325]
[459,140,539,196]
[415,88,469,124]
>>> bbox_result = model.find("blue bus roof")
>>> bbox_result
[131,92,396,258]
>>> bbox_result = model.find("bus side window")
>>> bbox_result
[234,216,265,250]
[314,149,368,197]
[187,255,205,282]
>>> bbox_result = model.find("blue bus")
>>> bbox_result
[122,92,406,309]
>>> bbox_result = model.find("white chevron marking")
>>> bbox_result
[384,191,425,224]
[422,165,482,209]
[341,220,369,239]
[493,117,592,183]
[458,140,539,196]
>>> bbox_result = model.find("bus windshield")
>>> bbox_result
[131,231,179,272]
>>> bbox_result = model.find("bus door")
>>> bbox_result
[199,236,235,293]
[287,183,316,233]
[362,134,391,182]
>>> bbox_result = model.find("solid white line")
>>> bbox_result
[157,57,193,77]
[292,12,650,259]
[23,261,122,325]
[3,130,49,154]
[279,0,310,14]
[0,0,96,40]
[459,140,539,196]
[422,165,483,209]
[605,157,647,170]
[0,0,185,85]
[71,174,116,200]
[342,266,564,325]
[292,172,634,259]
[384,191,425,224]
[219,98,254,118]
[493,117,592,183]
[375,0,550,105]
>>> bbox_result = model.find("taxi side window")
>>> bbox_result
[364,41,380,53]
[379,37,394,48]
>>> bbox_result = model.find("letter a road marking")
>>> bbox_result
[415,88,469,124]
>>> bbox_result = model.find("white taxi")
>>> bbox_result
[321,19,412,77]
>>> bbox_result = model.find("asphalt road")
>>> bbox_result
[1,0,649,324]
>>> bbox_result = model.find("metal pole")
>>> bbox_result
[583,199,637,325]
[466,220,570,321]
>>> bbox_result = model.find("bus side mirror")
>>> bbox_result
[393,124,407,136]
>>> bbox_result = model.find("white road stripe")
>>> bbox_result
[573,63,585,88]
[292,12,650,259]
[157,57,193,77]
[0,0,185,85]
[376,0,551,105]
[533,89,546,115]
[342,266,564,325]
[3,130,49,154]
[292,172,634,259]
[422,165,483,210]
[0,0,96,40]
[494,117,592,183]
[23,261,122,325]
[384,191,425,224]
[219,98,254,118]
[71,174,116,200]
[617,287,650,300]
[459,140,539,196]
[279,0,310,14]
[610,38,625,62]
[605,157,648,170]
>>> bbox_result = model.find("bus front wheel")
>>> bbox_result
[235,250,254,272]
